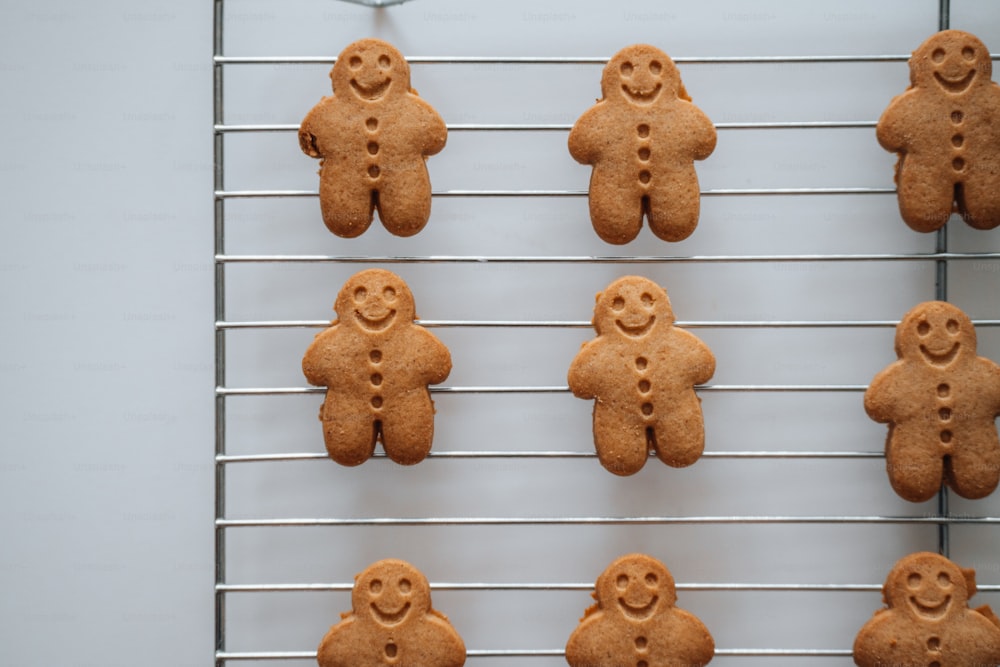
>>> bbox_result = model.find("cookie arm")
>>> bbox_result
[567,104,606,165]
[302,325,341,386]
[298,97,333,158]
[875,91,914,153]
[315,617,353,667]
[567,340,602,399]
[863,362,902,423]
[684,103,718,161]
[671,609,716,667]
[677,329,716,385]
[413,96,448,157]
[968,607,1000,664]
[851,611,892,667]
[411,326,452,385]
[985,358,1000,415]
[424,613,467,667]
[563,614,605,667]
[976,604,1000,630]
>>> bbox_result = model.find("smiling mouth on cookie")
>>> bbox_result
[919,343,959,367]
[622,83,662,104]
[350,78,391,101]
[370,602,411,625]
[618,596,658,620]
[615,316,655,338]
[934,70,976,93]
[908,595,951,620]
[356,310,396,331]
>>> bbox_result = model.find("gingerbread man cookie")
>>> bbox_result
[568,276,715,476]
[299,38,448,238]
[864,301,1000,501]
[566,553,715,667]
[853,552,1000,667]
[877,30,1000,232]
[317,558,466,667]
[302,269,451,466]
[568,44,716,244]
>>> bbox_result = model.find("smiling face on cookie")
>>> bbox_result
[596,554,675,622]
[352,559,431,627]
[912,30,991,95]
[886,553,970,622]
[331,38,409,103]
[335,269,415,334]
[602,44,679,107]
[594,276,673,339]
[896,301,976,369]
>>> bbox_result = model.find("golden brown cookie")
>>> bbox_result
[864,301,1000,501]
[853,551,1000,667]
[876,30,1000,232]
[568,44,716,244]
[317,558,466,667]
[299,38,447,238]
[568,276,715,476]
[566,553,715,667]
[302,269,451,466]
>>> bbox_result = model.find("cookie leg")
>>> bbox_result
[886,435,943,502]
[319,171,375,238]
[379,392,435,465]
[593,405,648,475]
[320,402,378,466]
[375,164,432,237]
[646,170,701,242]
[945,437,1000,499]
[957,169,1000,230]
[650,397,706,467]
[588,168,644,245]
[896,164,955,233]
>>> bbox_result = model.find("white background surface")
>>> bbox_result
[3,1,1000,666]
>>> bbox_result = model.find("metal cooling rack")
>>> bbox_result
[215,0,999,664]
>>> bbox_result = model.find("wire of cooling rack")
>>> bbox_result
[215,1,1000,663]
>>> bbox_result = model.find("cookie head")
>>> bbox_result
[334,268,415,334]
[885,553,972,622]
[594,276,674,339]
[912,30,991,94]
[331,38,409,103]
[603,44,679,106]
[352,559,431,627]
[596,554,676,621]
[896,301,976,369]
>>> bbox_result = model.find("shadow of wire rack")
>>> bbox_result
[213,0,1000,664]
